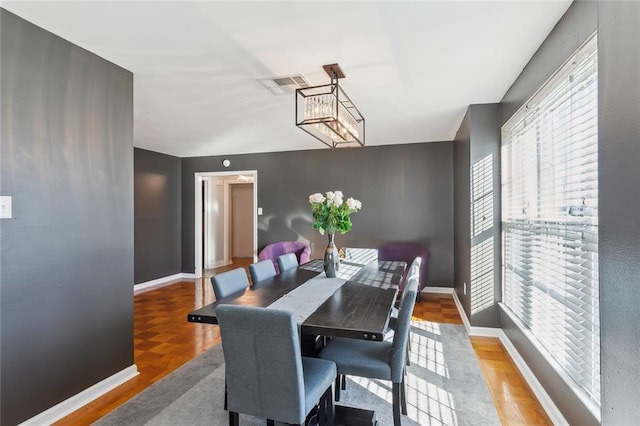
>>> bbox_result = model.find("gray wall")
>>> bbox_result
[0,10,134,425]
[500,0,598,125]
[598,1,640,423]
[134,148,182,284]
[453,109,471,311]
[182,142,454,287]
[454,104,501,327]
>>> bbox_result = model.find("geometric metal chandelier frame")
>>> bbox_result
[295,63,365,148]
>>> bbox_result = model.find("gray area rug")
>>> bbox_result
[95,322,499,425]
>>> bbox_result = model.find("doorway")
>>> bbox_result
[195,171,258,278]
[230,183,254,259]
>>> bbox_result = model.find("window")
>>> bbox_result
[471,154,495,314]
[501,35,599,414]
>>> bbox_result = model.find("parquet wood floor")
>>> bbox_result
[53,259,252,426]
[56,264,550,425]
[412,293,552,425]
[470,336,553,425]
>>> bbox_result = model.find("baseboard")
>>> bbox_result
[422,286,454,294]
[451,289,472,333]
[134,273,196,292]
[448,295,569,426]
[19,365,138,426]
[468,325,503,338]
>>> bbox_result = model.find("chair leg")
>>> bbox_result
[317,385,334,426]
[334,376,341,401]
[229,411,239,426]
[341,374,347,390]
[326,385,335,426]
[392,382,402,426]
[401,374,408,415]
[318,391,326,426]
[224,379,228,411]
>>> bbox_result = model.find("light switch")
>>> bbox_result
[0,196,12,219]
[257,207,263,215]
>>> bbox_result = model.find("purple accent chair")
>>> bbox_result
[258,241,311,274]
[378,242,430,299]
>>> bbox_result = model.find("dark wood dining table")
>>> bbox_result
[187,258,406,342]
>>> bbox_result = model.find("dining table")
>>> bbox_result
[187,257,407,343]
[188,256,406,425]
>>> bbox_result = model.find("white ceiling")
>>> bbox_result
[2,1,571,157]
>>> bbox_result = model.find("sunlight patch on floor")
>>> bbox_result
[410,321,449,378]
[351,372,457,426]
[406,373,457,426]
[411,319,442,335]
[351,376,393,402]
[349,323,459,426]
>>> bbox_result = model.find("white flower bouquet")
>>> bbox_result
[308,190,362,235]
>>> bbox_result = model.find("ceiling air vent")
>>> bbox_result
[258,74,309,95]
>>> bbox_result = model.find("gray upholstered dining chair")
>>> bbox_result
[277,252,298,272]
[210,268,249,301]
[248,259,277,284]
[216,305,337,426]
[388,256,421,369]
[378,242,429,299]
[334,260,421,397]
[389,256,422,331]
[318,276,419,426]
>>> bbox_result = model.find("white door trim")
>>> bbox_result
[194,170,258,278]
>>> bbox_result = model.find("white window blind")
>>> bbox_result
[501,34,599,413]
[471,155,495,314]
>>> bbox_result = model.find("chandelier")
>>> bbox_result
[295,63,365,148]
